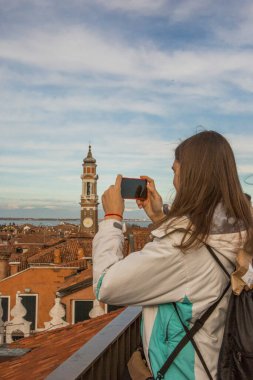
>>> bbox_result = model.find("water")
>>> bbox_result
[0,219,151,228]
[0,219,79,227]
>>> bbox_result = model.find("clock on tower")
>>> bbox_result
[80,145,99,235]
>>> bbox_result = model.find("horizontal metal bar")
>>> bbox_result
[45,306,142,380]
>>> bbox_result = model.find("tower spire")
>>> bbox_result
[83,145,96,164]
[88,145,92,158]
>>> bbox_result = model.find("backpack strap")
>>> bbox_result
[155,244,231,380]
[204,244,231,279]
[172,303,213,380]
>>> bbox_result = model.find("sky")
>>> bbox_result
[0,0,253,219]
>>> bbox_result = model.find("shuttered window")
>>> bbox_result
[1,297,9,322]
[73,300,93,323]
[20,295,37,330]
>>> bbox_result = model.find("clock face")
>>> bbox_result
[83,217,93,228]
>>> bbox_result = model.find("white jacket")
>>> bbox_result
[93,215,245,380]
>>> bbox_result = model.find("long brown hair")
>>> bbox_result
[168,131,253,252]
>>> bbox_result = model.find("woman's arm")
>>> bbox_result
[92,219,187,306]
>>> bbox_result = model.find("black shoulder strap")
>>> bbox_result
[172,303,213,380]
[155,244,231,380]
[204,244,231,279]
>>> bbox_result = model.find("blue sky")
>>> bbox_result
[0,0,253,218]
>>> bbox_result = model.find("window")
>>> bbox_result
[1,296,10,322]
[20,295,37,330]
[72,300,93,323]
[87,182,91,196]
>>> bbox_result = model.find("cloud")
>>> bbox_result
[96,0,215,22]
[0,196,79,210]
[237,165,253,174]
[217,100,253,115]
[1,24,253,86]
[0,0,253,217]
[227,134,253,157]
[3,202,20,210]
[96,0,166,15]
[0,26,139,76]
[215,2,253,47]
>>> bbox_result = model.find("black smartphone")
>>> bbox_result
[121,177,147,200]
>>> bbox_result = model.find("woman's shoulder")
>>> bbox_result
[151,216,190,239]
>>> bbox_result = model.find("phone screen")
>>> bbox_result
[121,178,147,200]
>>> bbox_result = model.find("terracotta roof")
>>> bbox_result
[13,234,61,245]
[60,259,87,269]
[9,246,40,263]
[28,239,92,265]
[0,232,10,239]
[58,267,92,295]
[0,309,123,380]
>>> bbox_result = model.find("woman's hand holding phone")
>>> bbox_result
[136,176,165,223]
[102,175,125,221]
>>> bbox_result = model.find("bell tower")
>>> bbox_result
[80,146,99,235]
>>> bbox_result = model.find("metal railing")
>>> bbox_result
[46,306,142,380]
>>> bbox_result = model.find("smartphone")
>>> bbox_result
[121,177,147,200]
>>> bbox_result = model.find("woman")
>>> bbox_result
[92,131,253,380]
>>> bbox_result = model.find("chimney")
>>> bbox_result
[9,262,20,276]
[53,249,61,265]
[0,251,10,280]
[77,248,84,260]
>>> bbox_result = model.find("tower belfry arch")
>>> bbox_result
[80,145,99,235]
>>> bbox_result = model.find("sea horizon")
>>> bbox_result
[0,217,151,227]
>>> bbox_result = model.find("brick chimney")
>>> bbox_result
[0,251,10,280]
[53,249,61,265]
[9,262,20,276]
[77,248,85,260]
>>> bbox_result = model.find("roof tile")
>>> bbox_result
[0,309,123,380]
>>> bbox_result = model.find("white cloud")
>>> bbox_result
[3,202,20,210]
[217,100,253,115]
[96,0,166,14]
[237,165,253,174]
[215,2,253,47]
[96,0,214,22]
[1,25,253,86]
[0,27,139,76]
[168,0,213,22]
[227,134,253,157]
